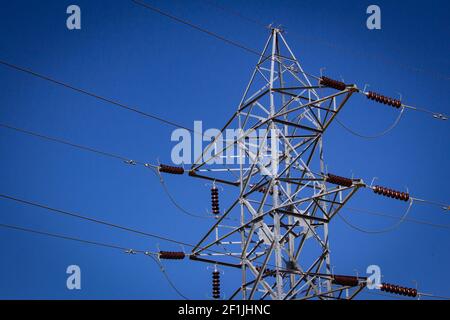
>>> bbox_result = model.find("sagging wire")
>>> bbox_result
[345,206,450,230]
[147,166,213,219]
[148,166,240,222]
[337,199,414,234]
[0,193,196,248]
[334,107,406,139]
[146,252,190,300]
[0,60,194,133]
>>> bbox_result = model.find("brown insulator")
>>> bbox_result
[212,271,220,299]
[159,164,185,175]
[381,283,417,297]
[373,185,410,202]
[367,91,402,109]
[319,76,347,91]
[326,174,353,187]
[211,186,220,215]
[159,251,185,260]
[332,275,360,287]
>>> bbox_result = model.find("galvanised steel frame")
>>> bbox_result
[189,28,365,300]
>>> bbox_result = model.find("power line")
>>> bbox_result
[131,0,263,57]
[0,192,259,266]
[0,222,151,254]
[346,206,450,231]
[0,193,194,248]
[151,169,214,219]
[0,122,153,167]
[202,0,267,28]
[131,0,314,82]
[0,59,193,133]
[0,192,328,275]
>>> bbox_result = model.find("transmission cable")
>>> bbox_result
[150,168,212,219]
[0,222,154,255]
[0,122,157,167]
[131,0,262,57]
[201,0,267,28]
[0,193,263,266]
[0,193,194,248]
[0,59,194,133]
[345,206,450,231]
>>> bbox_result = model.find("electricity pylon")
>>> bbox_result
[188,27,364,300]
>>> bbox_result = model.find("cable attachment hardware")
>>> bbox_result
[380,283,418,297]
[319,76,347,91]
[158,164,185,175]
[367,91,402,108]
[326,174,354,187]
[211,185,220,215]
[124,160,136,165]
[373,185,410,202]
[158,251,186,260]
[212,270,221,299]
[433,113,448,121]
[125,249,136,254]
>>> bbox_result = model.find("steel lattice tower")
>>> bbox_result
[188,28,365,300]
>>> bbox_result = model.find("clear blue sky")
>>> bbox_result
[0,0,448,299]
